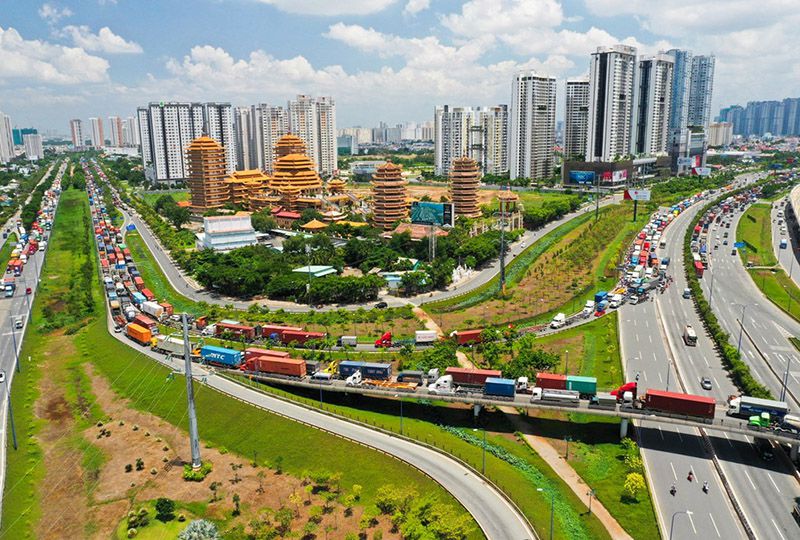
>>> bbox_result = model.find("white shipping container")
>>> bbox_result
[155,335,189,355]
[141,301,164,319]
[415,330,439,344]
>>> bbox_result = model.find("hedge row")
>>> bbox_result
[683,182,772,399]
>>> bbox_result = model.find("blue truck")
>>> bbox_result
[338,361,364,378]
[594,291,608,304]
[131,291,146,306]
[200,345,243,368]
[484,377,516,399]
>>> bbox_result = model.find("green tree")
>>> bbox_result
[623,472,646,500]
[155,497,176,522]
[251,210,278,233]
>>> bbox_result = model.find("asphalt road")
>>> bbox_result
[0,161,66,523]
[619,199,745,540]
[111,173,620,312]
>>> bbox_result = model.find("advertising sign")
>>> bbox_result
[410,202,454,227]
[694,167,711,176]
[677,157,694,166]
[612,169,628,182]
[568,170,595,184]
[626,189,651,201]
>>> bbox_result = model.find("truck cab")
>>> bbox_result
[550,313,566,329]
[427,375,457,395]
[345,370,362,387]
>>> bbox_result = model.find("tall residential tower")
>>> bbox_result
[631,54,674,156]
[564,78,590,160]
[70,119,84,149]
[288,95,337,177]
[509,71,557,181]
[687,55,716,128]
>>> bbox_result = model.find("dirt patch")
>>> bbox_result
[82,363,399,539]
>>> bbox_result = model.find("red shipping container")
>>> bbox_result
[159,302,174,316]
[643,389,715,419]
[245,347,290,362]
[141,288,155,301]
[445,367,502,386]
[280,330,325,345]
[536,373,567,390]
[245,357,306,377]
[216,322,256,340]
[133,314,158,331]
[453,329,483,345]
[133,276,145,290]
[261,325,303,339]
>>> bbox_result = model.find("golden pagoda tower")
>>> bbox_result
[269,135,323,202]
[186,136,229,212]
[449,156,482,218]
[274,134,307,159]
[371,161,407,230]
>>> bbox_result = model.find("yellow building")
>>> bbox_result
[187,136,229,212]
[224,169,269,208]
[449,156,482,218]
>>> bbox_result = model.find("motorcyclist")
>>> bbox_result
[687,470,694,481]
[703,481,709,493]
[670,484,677,496]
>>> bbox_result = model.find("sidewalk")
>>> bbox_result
[502,408,634,540]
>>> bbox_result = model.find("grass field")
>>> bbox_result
[0,232,18,271]
[232,377,612,540]
[140,190,189,208]
[748,267,800,322]
[737,203,778,267]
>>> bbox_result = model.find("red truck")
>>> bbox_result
[280,330,325,346]
[141,288,155,301]
[451,329,483,345]
[375,331,392,347]
[244,347,290,362]
[241,356,306,377]
[536,373,567,390]
[133,276,145,291]
[133,314,158,334]
[215,322,257,340]
[639,389,715,419]
[445,367,502,387]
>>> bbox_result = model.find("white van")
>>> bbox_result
[550,313,566,329]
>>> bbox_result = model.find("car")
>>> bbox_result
[682,288,691,299]
[0,371,4,384]
[14,317,23,329]
[700,376,712,390]
[628,295,639,305]
[375,301,388,309]
[731,248,737,255]
[113,325,123,333]
[25,287,31,295]
[714,244,719,250]
[723,239,729,245]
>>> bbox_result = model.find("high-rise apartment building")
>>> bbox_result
[12,128,37,146]
[707,122,733,146]
[720,98,800,137]
[70,119,84,149]
[123,116,139,146]
[666,49,692,135]
[89,117,105,148]
[108,116,124,147]
[586,45,637,162]
[717,105,745,135]
[138,102,236,184]
[631,54,674,156]
[288,95,337,177]
[564,78,590,160]
[434,105,508,176]
[0,111,14,164]
[510,71,557,180]
[251,103,289,173]
[687,55,715,128]
[233,107,254,171]
[23,133,44,161]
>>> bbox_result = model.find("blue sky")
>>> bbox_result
[1,0,797,133]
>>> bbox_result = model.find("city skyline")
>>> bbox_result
[1,1,797,133]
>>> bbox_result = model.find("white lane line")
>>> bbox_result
[743,470,757,490]
[675,427,683,442]
[649,334,653,343]
[636,334,640,343]
[722,431,733,447]
[658,426,664,440]
[645,320,650,328]
[643,370,648,382]
[791,373,799,385]
[633,319,638,327]
[687,511,697,534]
[768,473,782,494]
[709,514,721,538]
[712,376,720,388]
[658,372,663,383]
[703,356,710,368]
[670,461,677,480]
[772,519,787,540]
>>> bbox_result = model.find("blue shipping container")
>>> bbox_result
[338,361,364,378]
[361,363,392,380]
[131,292,146,305]
[200,345,243,367]
[484,377,516,398]
[594,291,608,304]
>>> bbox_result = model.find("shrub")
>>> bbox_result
[155,497,176,522]
[183,461,213,482]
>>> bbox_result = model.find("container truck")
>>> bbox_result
[141,301,164,320]
[536,373,567,390]
[154,335,197,356]
[483,377,516,399]
[532,388,580,406]
[141,288,155,302]
[589,393,618,409]
[338,361,364,379]
[337,335,358,347]
[260,324,303,340]
[415,330,438,345]
[727,395,789,419]
[396,370,426,384]
[609,294,624,308]
[565,375,597,398]
[594,291,608,304]
[428,375,457,395]
[132,314,158,335]
[133,276,145,291]
[200,345,243,368]
[638,389,715,419]
[450,329,483,345]
[159,302,174,316]
[280,330,325,346]
[777,414,800,434]
[445,367,502,387]
[215,322,257,341]
[242,356,306,378]
[361,362,392,380]
[3,277,15,297]
[374,331,393,347]
[244,347,290,362]
[131,291,146,306]
[126,323,152,346]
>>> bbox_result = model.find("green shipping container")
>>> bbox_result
[566,375,597,396]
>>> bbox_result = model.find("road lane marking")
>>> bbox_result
[670,461,677,480]
[772,519,786,540]
[643,371,648,381]
[769,474,782,494]
[743,470,757,490]
[709,513,721,537]
[649,335,652,343]
[658,372,663,383]
[636,334,640,343]
[722,431,733,447]
[687,511,697,534]
[703,356,710,368]
[675,427,683,442]
[657,426,664,440]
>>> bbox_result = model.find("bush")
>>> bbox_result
[183,461,213,482]
[178,519,221,540]
[155,497,176,521]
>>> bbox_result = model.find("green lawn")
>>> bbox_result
[140,190,189,208]
[114,501,197,540]
[748,268,800,322]
[0,232,18,271]
[230,376,612,540]
[737,203,777,267]
[125,230,201,315]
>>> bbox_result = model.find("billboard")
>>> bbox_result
[694,167,711,176]
[677,157,694,166]
[410,202,454,227]
[626,189,651,201]
[568,170,596,184]
[612,169,628,182]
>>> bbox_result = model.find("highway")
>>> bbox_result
[674,173,800,539]
[0,161,66,523]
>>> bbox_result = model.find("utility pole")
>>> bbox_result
[499,196,507,295]
[9,316,20,373]
[182,314,202,469]
[1,371,17,451]
[595,173,600,221]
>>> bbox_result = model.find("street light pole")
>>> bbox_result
[669,511,693,540]
[736,304,748,356]
[9,315,19,373]
[781,355,792,402]
[587,489,595,515]
[537,488,555,540]
[665,361,671,392]
[1,371,17,451]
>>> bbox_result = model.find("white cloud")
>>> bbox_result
[403,0,430,16]
[441,0,563,36]
[255,0,398,16]
[60,25,143,54]
[38,3,72,24]
[0,26,109,85]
